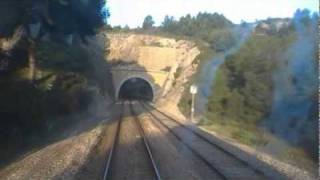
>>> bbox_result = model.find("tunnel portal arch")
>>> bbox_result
[116,76,155,101]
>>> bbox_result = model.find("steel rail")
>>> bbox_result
[142,101,268,179]
[129,102,162,180]
[103,102,124,180]
[139,101,228,180]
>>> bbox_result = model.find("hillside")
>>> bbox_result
[199,10,318,173]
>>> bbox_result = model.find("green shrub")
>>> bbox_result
[36,42,92,75]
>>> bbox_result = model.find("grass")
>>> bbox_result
[198,115,269,146]
[199,115,318,175]
[281,147,317,174]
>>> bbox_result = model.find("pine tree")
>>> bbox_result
[142,15,155,30]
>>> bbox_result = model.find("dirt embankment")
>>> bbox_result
[0,95,115,180]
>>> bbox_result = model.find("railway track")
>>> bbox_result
[103,101,161,180]
[100,101,279,179]
[102,102,124,180]
[139,101,269,180]
[129,103,162,180]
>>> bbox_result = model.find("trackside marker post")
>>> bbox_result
[190,85,198,121]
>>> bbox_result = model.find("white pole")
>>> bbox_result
[191,93,195,121]
[190,85,197,122]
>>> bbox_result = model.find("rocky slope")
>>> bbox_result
[106,33,200,98]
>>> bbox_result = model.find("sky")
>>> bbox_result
[106,0,319,28]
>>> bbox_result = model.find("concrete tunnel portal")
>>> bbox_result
[118,77,154,101]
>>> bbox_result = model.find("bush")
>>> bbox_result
[207,34,295,126]
[36,42,92,75]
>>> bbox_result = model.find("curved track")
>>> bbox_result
[140,101,268,180]
[100,100,280,180]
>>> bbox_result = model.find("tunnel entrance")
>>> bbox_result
[118,77,153,101]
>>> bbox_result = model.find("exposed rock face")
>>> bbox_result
[106,33,200,99]
[253,18,291,35]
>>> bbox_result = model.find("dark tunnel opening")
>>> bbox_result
[118,77,153,101]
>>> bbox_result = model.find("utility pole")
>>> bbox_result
[190,84,198,122]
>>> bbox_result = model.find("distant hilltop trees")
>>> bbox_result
[142,15,155,30]
[159,13,236,51]
[109,12,236,52]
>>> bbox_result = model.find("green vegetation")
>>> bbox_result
[200,11,317,150]
[107,11,318,168]
[109,13,236,52]
[0,0,109,165]
[112,12,316,153]
[0,46,90,134]
[36,42,92,75]
[0,0,108,38]
[160,13,237,51]
[175,10,318,173]
[142,15,155,30]
[200,31,296,145]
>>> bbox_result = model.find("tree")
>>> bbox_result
[122,25,130,32]
[159,12,234,47]
[161,15,176,31]
[0,0,109,79]
[142,15,154,30]
[112,25,122,31]
[0,0,109,41]
[162,15,174,26]
[240,20,249,28]
[51,0,109,40]
[0,0,110,149]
